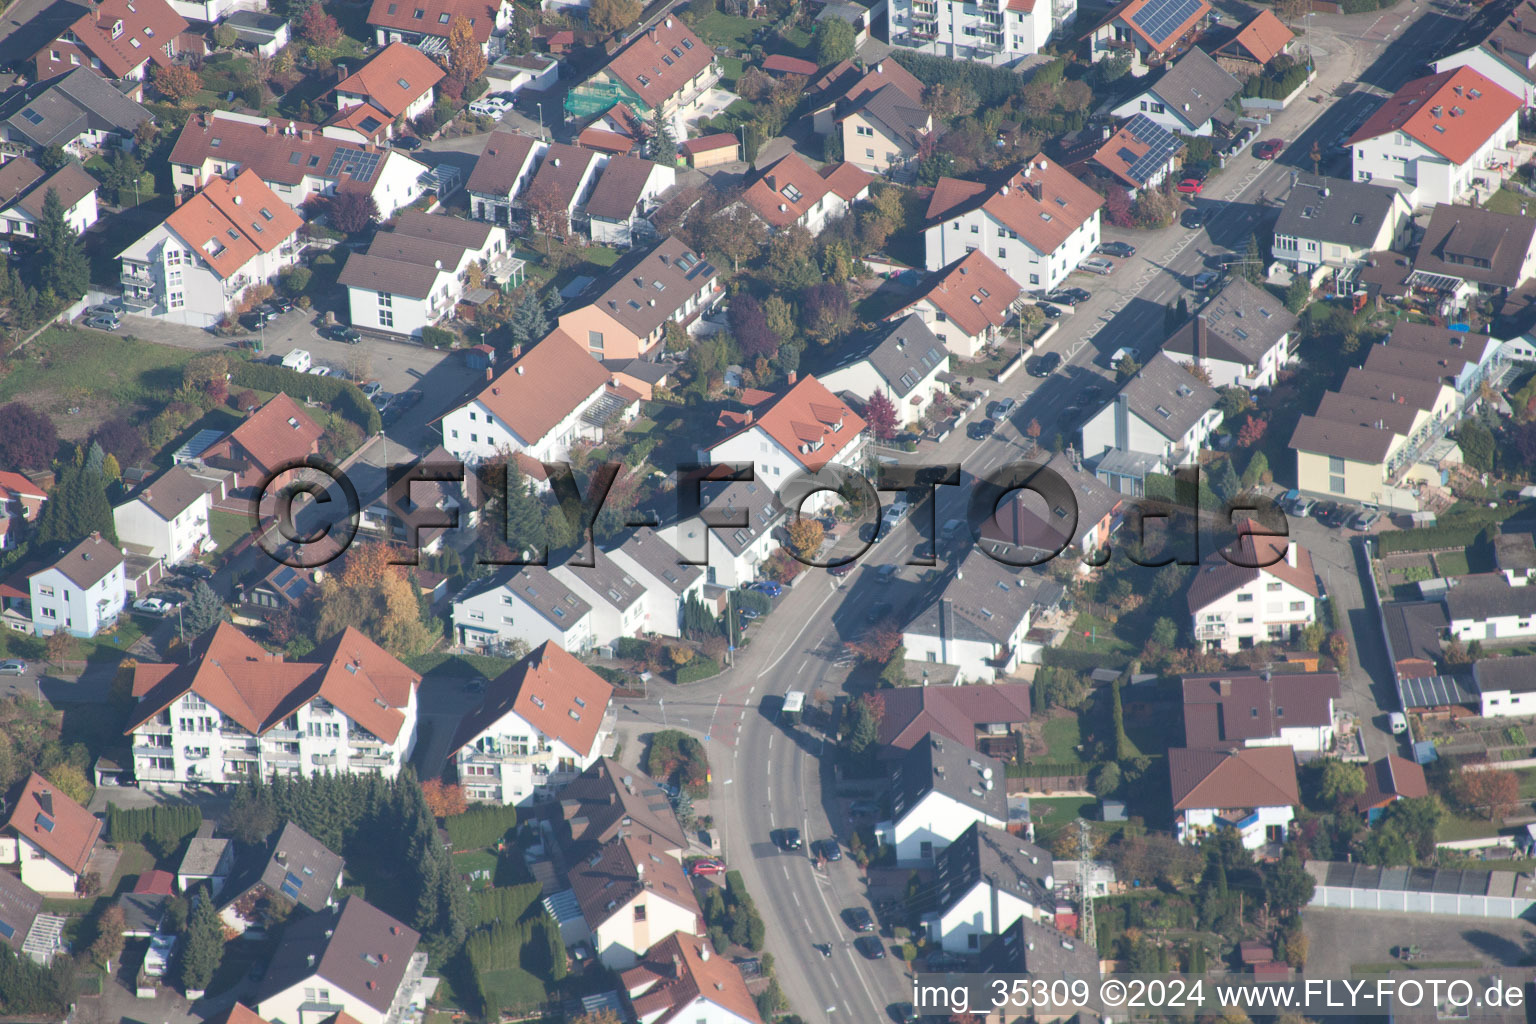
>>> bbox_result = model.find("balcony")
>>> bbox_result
[351,753,393,769]
[265,751,300,765]
[120,265,152,284]
[266,727,301,740]
[132,744,171,757]
[467,749,551,766]
[1194,621,1228,641]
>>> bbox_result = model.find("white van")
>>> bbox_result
[281,348,312,373]
[1389,712,1408,735]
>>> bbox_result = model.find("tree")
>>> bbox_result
[648,106,677,164]
[0,402,57,469]
[507,290,551,348]
[1242,233,1263,283]
[815,17,856,65]
[1237,414,1268,448]
[298,3,342,46]
[1115,354,1141,381]
[46,764,91,805]
[800,282,853,344]
[730,294,779,360]
[1459,419,1496,471]
[864,390,898,441]
[1150,616,1178,649]
[847,692,884,753]
[1318,757,1366,807]
[213,22,238,48]
[32,463,115,547]
[1241,450,1270,489]
[1285,277,1311,313]
[1090,761,1121,798]
[787,517,825,560]
[181,580,226,637]
[701,205,767,274]
[152,64,202,104]
[589,0,641,34]
[1105,186,1133,228]
[36,188,88,300]
[1327,630,1350,671]
[315,543,436,657]
[421,779,469,818]
[178,895,225,992]
[444,15,487,94]
[328,191,380,235]
[36,145,67,172]
[100,147,144,206]
[1461,768,1520,821]
[89,904,126,968]
[880,646,908,686]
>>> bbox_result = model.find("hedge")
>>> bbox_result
[676,655,723,684]
[473,883,544,927]
[1374,502,1521,555]
[229,360,382,434]
[1243,58,1310,100]
[421,326,456,350]
[613,637,649,660]
[1043,648,1131,673]
[107,804,202,857]
[889,51,1023,107]
[445,804,518,850]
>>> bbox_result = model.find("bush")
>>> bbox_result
[1243,55,1311,100]
[613,636,649,660]
[421,325,456,349]
[676,655,723,684]
[889,51,1021,107]
[445,804,518,850]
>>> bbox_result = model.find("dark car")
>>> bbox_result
[1182,207,1206,229]
[1027,352,1062,378]
[1036,302,1062,319]
[394,135,423,150]
[324,325,363,344]
[269,296,295,314]
[890,1003,921,1024]
[1315,502,1349,529]
[844,907,873,932]
[1081,383,1105,403]
[1206,251,1243,270]
[1097,241,1136,258]
[828,561,856,577]
[1047,287,1091,305]
[253,304,280,324]
[176,564,214,581]
[777,828,802,850]
[968,418,996,440]
[855,936,887,959]
[818,840,843,862]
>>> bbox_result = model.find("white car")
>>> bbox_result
[1078,256,1115,276]
[133,597,170,617]
[469,96,511,118]
[308,366,331,377]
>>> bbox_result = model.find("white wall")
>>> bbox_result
[1177,804,1293,850]
[924,205,1100,294]
[455,708,610,805]
[1480,689,1536,717]
[928,882,1046,953]
[1353,111,1519,207]
[18,836,80,896]
[29,562,126,638]
[592,892,699,969]
[452,585,594,654]
[1191,565,1316,653]
[113,492,211,565]
[890,0,1066,64]
[887,792,1005,866]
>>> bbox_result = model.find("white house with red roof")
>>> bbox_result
[893,251,1022,358]
[1349,67,1521,207]
[735,152,872,234]
[564,15,720,136]
[28,533,126,638]
[329,42,445,143]
[4,773,102,895]
[1089,0,1211,76]
[201,392,323,491]
[366,0,513,55]
[118,169,303,326]
[1169,746,1298,849]
[112,465,211,565]
[571,832,703,968]
[1186,531,1320,653]
[446,641,615,805]
[0,472,46,552]
[126,621,422,788]
[32,0,188,83]
[701,373,868,512]
[924,157,1103,294]
[891,0,1070,64]
[623,933,763,1024]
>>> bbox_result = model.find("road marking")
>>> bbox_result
[757,583,841,678]
[768,734,774,752]
[792,891,802,908]
[705,695,722,739]
[829,973,840,988]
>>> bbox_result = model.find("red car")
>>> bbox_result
[1254,138,1284,160]
[1176,177,1205,195]
[689,859,726,876]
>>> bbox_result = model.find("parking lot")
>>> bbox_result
[1304,907,1536,972]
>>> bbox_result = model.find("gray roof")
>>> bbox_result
[845,83,928,146]
[980,916,1099,977]
[1413,203,1536,290]
[1495,528,1536,572]
[904,549,1043,647]
[1446,573,1536,623]
[177,837,230,879]
[39,533,123,590]
[340,211,494,299]
[890,733,1007,823]
[552,757,688,855]
[929,822,1053,914]
[224,10,287,39]
[1114,352,1219,442]
[1474,655,1536,696]
[1165,277,1298,364]
[584,155,662,222]
[1458,3,1536,89]
[456,563,593,633]
[253,896,420,1014]
[0,869,41,952]
[255,822,344,914]
[129,465,207,522]
[117,892,167,937]
[612,527,701,594]
[0,67,150,148]
[683,477,782,557]
[979,452,1121,556]
[556,549,647,612]
[1146,47,1240,129]
[1381,600,1449,665]
[821,314,947,399]
[583,235,717,340]
[1274,174,1403,249]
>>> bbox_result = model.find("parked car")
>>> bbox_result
[175,564,214,581]
[739,608,761,621]
[148,590,185,607]
[1078,256,1115,276]
[83,304,120,320]
[689,859,726,876]
[1287,495,1317,517]
[1027,352,1062,378]
[1096,241,1136,258]
[1081,383,1105,402]
[0,660,26,676]
[1314,502,1349,529]
[968,418,996,440]
[361,381,383,397]
[889,1003,921,1024]
[1254,138,1285,160]
[133,597,171,616]
[988,398,1017,419]
[324,325,363,344]
[84,316,120,331]
[1349,509,1382,531]
[818,840,844,863]
[469,95,512,118]
[268,296,295,314]
[1036,302,1062,319]
[308,366,331,376]
[1193,270,1221,290]
[748,580,783,597]
[1206,251,1244,270]
[394,135,423,150]
[1181,207,1206,229]
[1176,177,1205,195]
[843,907,873,931]
[855,936,887,959]
[1046,287,1091,305]
[776,828,803,850]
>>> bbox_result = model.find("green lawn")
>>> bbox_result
[0,328,196,411]
[210,509,252,555]
[452,849,499,890]
[1482,187,1531,216]
[692,10,760,51]
[1433,550,1471,577]
[476,966,550,1016]
[1041,715,1086,763]
[1030,796,1100,837]
[1057,610,1136,666]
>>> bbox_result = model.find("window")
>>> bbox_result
[1329,475,1346,494]
[588,330,604,350]
[998,247,1006,258]
[856,125,873,137]
[1328,456,1345,473]
[378,291,392,308]
[1266,582,1282,592]
[1237,593,1254,603]
[1290,601,1306,612]
[379,309,394,327]
[866,148,874,158]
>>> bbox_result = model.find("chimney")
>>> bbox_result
[307,954,317,967]
[1285,542,1298,568]
[1194,315,1207,363]
[485,365,493,381]
[300,128,313,141]
[510,344,523,360]
[701,945,710,961]
[265,121,277,136]
[787,370,797,385]
[1025,180,1043,201]
[742,409,753,426]
[1218,679,1232,696]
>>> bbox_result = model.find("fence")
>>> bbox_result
[1310,883,1533,918]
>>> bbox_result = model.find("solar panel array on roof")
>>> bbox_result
[1399,674,1477,708]
[1322,862,1501,896]
[1130,0,1203,44]
[326,147,382,183]
[1120,114,1183,185]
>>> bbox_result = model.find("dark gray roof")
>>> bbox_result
[1165,277,1298,364]
[612,527,701,595]
[930,822,1053,914]
[1381,600,1449,665]
[1457,3,1536,89]
[1446,573,1536,623]
[1414,203,1536,290]
[1114,352,1219,442]
[583,235,716,339]
[0,67,150,148]
[1398,673,1477,709]
[340,212,493,300]
[1495,528,1536,572]
[253,896,420,1014]
[891,733,1007,824]
[255,822,343,913]
[178,836,230,878]
[224,10,287,39]
[845,83,929,146]
[1474,654,1536,695]
[683,478,782,557]
[0,869,41,952]
[980,916,1099,977]
[455,563,592,633]
[117,892,167,937]
[584,155,663,222]
[820,314,948,398]
[979,453,1122,556]
[551,757,688,855]
[1146,47,1240,129]
[555,549,646,612]
[1274,174,1403,249]
[130,465,208,522]
[904,549,1043,647]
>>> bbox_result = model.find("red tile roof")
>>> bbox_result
[576,127,635,155]
[222,392,324,476]
[622,933,763,1024]
[1096,0,1210,54]
[899,251,1021,339]
[467,329,611,445]
[1355,754,1428,813]
[711,375,866,471]
[1180,671,1340,749]
[875,684,1031,750]
[334,42,445,120]
[6,773,101,875]
[366,0,503,43]
[447,641,614,757]
[1168,746,1299,811]
[926,158,1103,256]
[762,54,818,76]
[36,0,188,78]
[1225,9,1293,65]
[808,58,924,112]
[739,152,870,228]
[680,133,739,156]
[1348,67,1520,165]
[133,869,175,895]
[163,170,302,281]
[1185,527,1319,612]
[601,15,714,111]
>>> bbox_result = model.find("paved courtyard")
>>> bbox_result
[1304,907,1536,972]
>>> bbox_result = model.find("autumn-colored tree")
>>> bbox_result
[864,390,898,441]
[421,779,469,818]
[46,763,91,805]
[589,0,641,35]
[1237,414,1269,448]
[1327,630,1350,672]
[152,64,203,104]
[45,630,77,667]
[315,543,436,657]
[669,645,693,666]
[328,191,380,235]
[1026,418,1043,441]
[90,904,126,967]
[848,621,901,662]
[1182,361,1213,386]
[444,16,487,93]
[524,181,569,251]
[787,517,826,560]
[299,3,342,46]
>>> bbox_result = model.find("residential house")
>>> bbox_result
[816,315,950,428]
[217,821,343,934]
[902,550,1046,682]
[1169,745,1298,849]
[365,0,514,55]
[1181,671,1340,753]
[571,831,702,968]
[978,451,1123,560]
[1210,9,1294,78]
[837,84,931,175]
[0,67,151,155]
[339,211,508,337]
[1272,173,1414,272]
[168,110,430,218]
[450,564,595,655]
[977,918,1099,1024]
[702,374,868,511]
[1080,352,1221,469]
[558,235,721,359]
[879,734,1006,865]
[28,532,126,638]
[1164,277,1299,389]
[0,472,46,552]
[1446,572,1536,643]
[890,0,1073,64]
[32,0,189,83]
[3,774,100,896]
[875,684,1032,760]
[200,393,323,491]
[253,895,428,1024]
[0,159,97,237]
[605,527,704,639]
[1088,0,1211,76]
[1474,655,1536,717]
[1355,755,1429,821]
[924,158,1103,294]
[550,549,648,648]
[585,155,675,247]
[126,622,422,787]
[0,869,50,962]
[118,169,302,326]
[1434,0,1536,107]
[1187,530,1320,652]
[924,823,1054,953]
[655,477,784,588]
[1109,48,1241,137]
[1408,202,1536,301]
[440,329,615,464]
[621,932,763,1024]
[564,16,719,136]
[1088,114,1186,195]
[359,444,480,557]
[1372,322,1502,400]
[483,53,559,98]
[112,465,211,565]
[807,58,925,136]
[737,152,872,234]
[466,129,546,225]
[329,42,445,143]
[523,141,603,237]
[894,250,1022,359]
[1348,67,1521,207]
[447,641,615,804]
[551,758,688,857]
[1496,526,1536,586]
[176,836,233,897]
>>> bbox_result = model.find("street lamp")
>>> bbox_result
[536,102,544,140]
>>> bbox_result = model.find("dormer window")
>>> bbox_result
[439,11,450,21]
[110,18,123,37]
